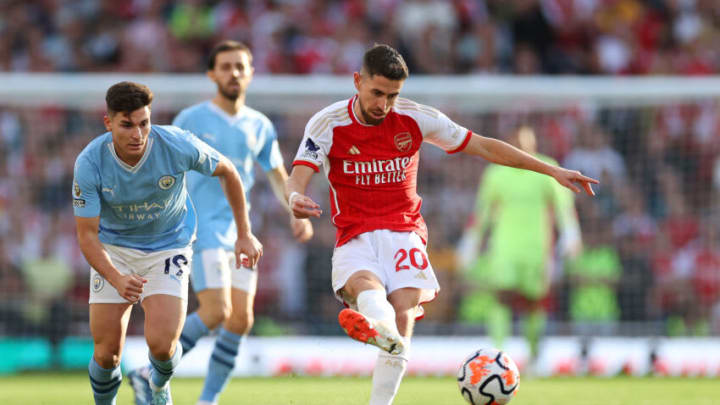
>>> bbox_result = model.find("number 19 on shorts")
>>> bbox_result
[164,254,188,277]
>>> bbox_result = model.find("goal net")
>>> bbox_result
[1,74,718,374]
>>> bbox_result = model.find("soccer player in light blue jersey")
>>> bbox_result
[74,81,262,405]
[128,41,312,405]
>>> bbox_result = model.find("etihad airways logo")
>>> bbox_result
[343,157,412,185]
[110,198,173,221]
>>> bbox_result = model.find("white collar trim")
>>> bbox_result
[108,136,153,173]
[207,101,245,124]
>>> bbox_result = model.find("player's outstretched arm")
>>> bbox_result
[213,157,263,268]
[286,165,322,219]
[75,216,146,302]
[267,166,313,242]
[462,133,599,196]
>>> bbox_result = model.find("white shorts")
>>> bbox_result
[89,244,192,304]
[332,230,439,319]
[190,248,257,294]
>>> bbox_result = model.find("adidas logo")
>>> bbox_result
[348,145,360,155]
[414,272,427,280]
[385,359,403,368]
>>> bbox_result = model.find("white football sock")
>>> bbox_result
[357,289,397,332]
[369,345,410,405]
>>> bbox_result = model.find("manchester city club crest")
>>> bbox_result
[92,273,105,293]
[158,175,175,189]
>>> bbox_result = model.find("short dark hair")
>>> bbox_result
[105,81,153,115]
[208,40,253,70]
[362,44,409,80]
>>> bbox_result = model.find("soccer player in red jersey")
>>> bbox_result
[286,44,598,405]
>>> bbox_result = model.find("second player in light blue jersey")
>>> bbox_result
[175,99,281,252]
[129,41,312,405]
[74,82,262,405]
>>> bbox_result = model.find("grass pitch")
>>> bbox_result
[0,373,717,405]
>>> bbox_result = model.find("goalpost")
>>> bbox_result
[1,74,718,376]
[3,73,720,111]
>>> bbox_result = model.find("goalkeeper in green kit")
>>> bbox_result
[459,126,582,370]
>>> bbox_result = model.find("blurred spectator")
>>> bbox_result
[689,221,720,334]
[657,191,698,251]
[394,0,458,73]
[612,186,656,322]
[510,0,554,72]
[167,0,214,41]
[19,213,74,364]
[513,43,542,74]
[668,219,720,336]
[567,216,621,336]
[0,237,25,335]
[648,232,685,330]
[563,124,627,182]
[299,217,338,332]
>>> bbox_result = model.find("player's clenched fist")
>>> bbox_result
[289,191,322,219]
[235,232,263,269]
[112,273,147,302]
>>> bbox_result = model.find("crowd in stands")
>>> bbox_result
[2,0,720,75]
[1,0,719,339]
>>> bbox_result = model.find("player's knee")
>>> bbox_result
[93,348,121,369]
[202,299,232,329]
[239,309,254,332]
[147,339,174,361]
[228,308,254,335]
[388,289,422,314]
[343,272,384,299]
[393,308,415,330]
[218,301,233,324]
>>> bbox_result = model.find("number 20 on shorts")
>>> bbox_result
[394,248,428,272]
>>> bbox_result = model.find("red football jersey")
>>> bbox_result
[293,96,471,246]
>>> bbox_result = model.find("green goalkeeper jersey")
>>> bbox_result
[471,154,578,296]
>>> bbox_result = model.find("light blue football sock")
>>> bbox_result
[179,312,211,355]
[199,327,243,403]
[88,357,122,405]
[149,344,183,389]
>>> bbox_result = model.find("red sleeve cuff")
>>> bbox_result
[292,160,320,172]
[447,130,472,154]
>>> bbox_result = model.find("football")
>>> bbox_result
[457,348,520,405]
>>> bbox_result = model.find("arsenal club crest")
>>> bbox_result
[394,132,413,153]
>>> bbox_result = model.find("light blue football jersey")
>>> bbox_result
[173,101,284,251]
[72,125,223,251]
